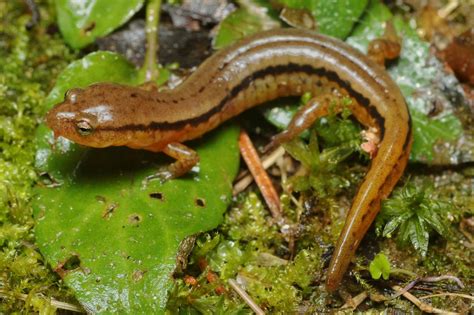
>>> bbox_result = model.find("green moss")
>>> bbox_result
[376,183,452,257]
[0,1,76,312]
[206,194,284,280]
[169,193,326,313]
[241,248,322,313]
[223,193,282,245]
[283,106,364,197]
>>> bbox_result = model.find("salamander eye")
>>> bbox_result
[65,88,84,104]
[76,119,93,136]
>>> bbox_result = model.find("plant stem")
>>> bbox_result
[390,268,418,278]
[143,0,161,81]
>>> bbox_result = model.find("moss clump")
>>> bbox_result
[169,193,325,313]
[0,1,76,312]
[376,183,452,257]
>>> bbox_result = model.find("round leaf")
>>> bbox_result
[369,253,391,280]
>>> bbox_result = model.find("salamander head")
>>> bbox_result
[46,83,141,148]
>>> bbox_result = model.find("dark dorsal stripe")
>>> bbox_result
[98,63,386,139]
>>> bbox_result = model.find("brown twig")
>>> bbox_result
[390,278,419,299]
[438,0,460,19]
[391,274,465,300]
[392,285,460,315]
[459,217,474,247]
[228,279,265,315]
[238,130,282,219]
[233,147,285,195]
[339,291,368,310]
[419,293,474,301]
[421,275,465,288]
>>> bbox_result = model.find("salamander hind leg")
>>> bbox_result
[265,94,344,151]
[367,21,401,67]
[146,142,200,182]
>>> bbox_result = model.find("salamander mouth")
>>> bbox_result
[45,108,57,130]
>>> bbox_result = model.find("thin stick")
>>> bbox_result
[392,285,460,315]
[143,0,161,81]
[0,289,84,313]
[421,275,465,289]
[438,0,459,19]
[390,278,418,299]
[340,291,368,310]
[25,0,41,29]
[459,218,474,245]
[419,293,474,301]
[233,147,285,195]
[239,130,282,219]
[390,268,418,278]
[228,279,265,315]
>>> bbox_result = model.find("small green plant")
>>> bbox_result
[283,96,364,197]
[376,183,451,257]
[369,253,391,280]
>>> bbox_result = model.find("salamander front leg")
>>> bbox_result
[147,142,200,182]
[265,94,342,151]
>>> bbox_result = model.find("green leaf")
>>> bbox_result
[262,100,301,133]
[410,217,429,257]
[347,0,465,163]
[381,211,412,238]
[410,110,462,162]
[56,0,144,49]
[213,6,280,50]
[369,253,391,280]
[213,0,367,50]
[277,0,368,39]
[33,52,240,313]
[398,219,412,246]
[418,204,449,238]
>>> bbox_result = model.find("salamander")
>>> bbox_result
[46,28,412,291]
